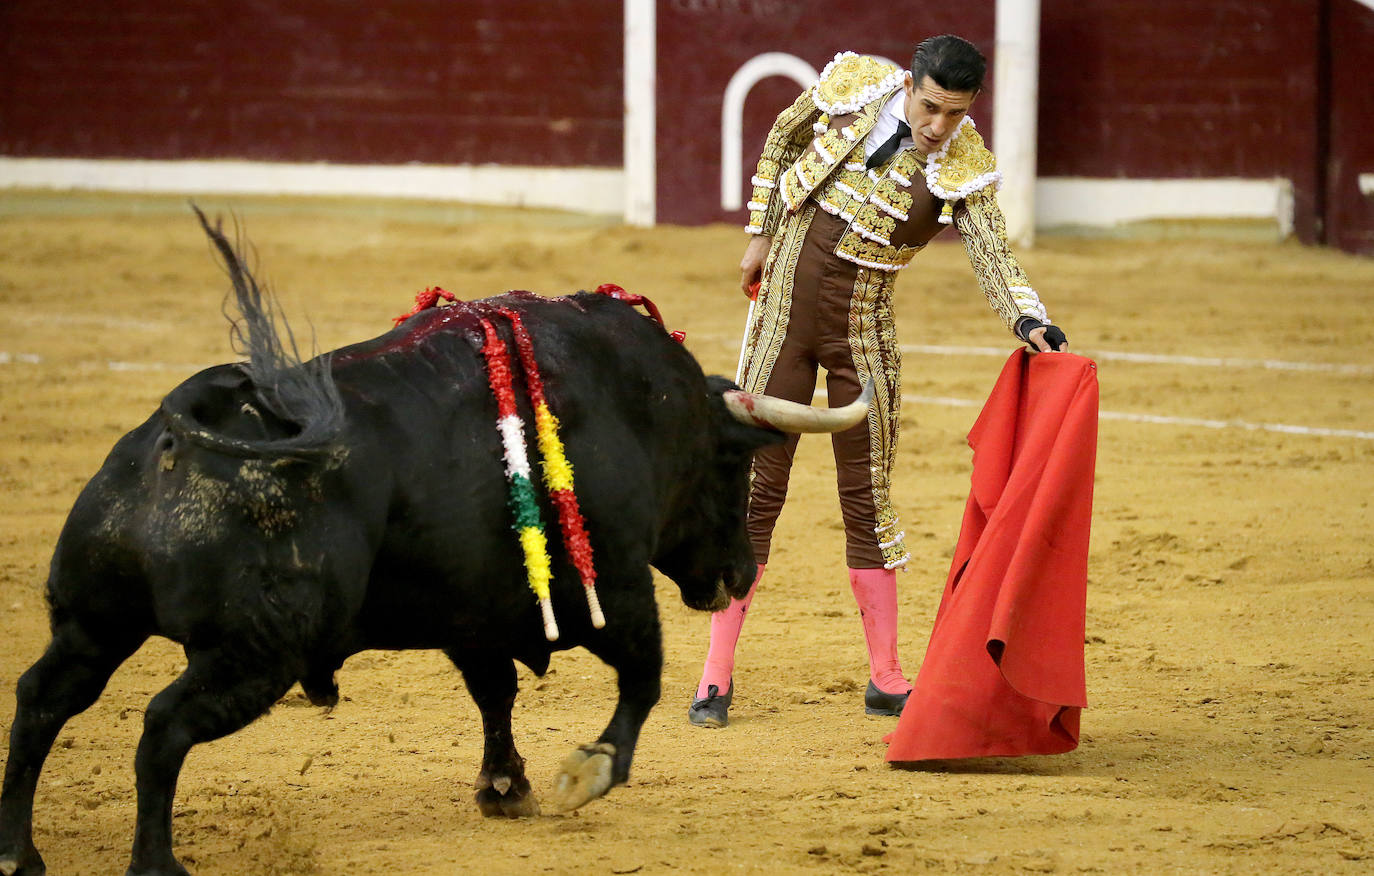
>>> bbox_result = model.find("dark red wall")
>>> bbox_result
[0,1,623,166]
[1038,0,1325,243]
[1039,0,1319,178]
[2,0,1369,252]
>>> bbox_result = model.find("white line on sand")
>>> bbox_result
[817,391,1374,441]
[899,343,1374,376]
[5,351,1370,441]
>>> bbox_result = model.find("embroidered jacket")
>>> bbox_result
[744,52,1048,332]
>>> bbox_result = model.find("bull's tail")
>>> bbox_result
[175,206,344,456]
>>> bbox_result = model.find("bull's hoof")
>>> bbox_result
[125,860,190,876]
[474,771,540,818]
[549,742,616,812]
[303,687,339,709]
[0,845,45,876]
[301,672,340,708]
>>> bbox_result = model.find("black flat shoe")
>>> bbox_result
[688,682,733,728]
[864,680,911,716]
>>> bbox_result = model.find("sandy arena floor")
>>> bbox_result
[1,192,1371,874]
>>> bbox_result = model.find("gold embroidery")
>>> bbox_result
[816,182,856,219]
[741,204,817,396]
[781,162,811,213]
[955,190,1047,331]
[835,165,871,189]
[846,267,907,568]
[871,188,912,221]
[835,234,924,272]
[747,89,823,236]
[807,144,926,270]
[853,203,897,245]
[784,127,863,211]
[890,149,926,188]
[752,74,892,229]
[817,127,848,160]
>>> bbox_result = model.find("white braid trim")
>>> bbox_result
[817,200,857,224]
[1010,286,1048,323]
[812,137,834,164]
[844,161,866,171]
[884,555,911,570]
[813,121,827,134]
[878,530,906,550]
[812,52,905,115]
[750,175,776,189]
[746,200,769,212]
[841,126,857,141]
[852,223,890,246]
[872,196,908,221]
[744,222,765,234]
[888,167,913,187]
[836,250,903,272]
[834,180,864,201]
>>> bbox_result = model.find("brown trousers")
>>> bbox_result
[741,205,904,569]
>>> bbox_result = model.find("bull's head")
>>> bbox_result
[655,378,873,611]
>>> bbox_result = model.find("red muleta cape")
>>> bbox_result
[885,349,1098,762]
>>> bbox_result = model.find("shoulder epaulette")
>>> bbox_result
[812,52,904,115]
[924,116,1002,210]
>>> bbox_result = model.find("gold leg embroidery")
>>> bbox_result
[846,267,907,569]
[741,204,817,395]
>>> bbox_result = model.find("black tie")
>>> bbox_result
[866,121,911,169]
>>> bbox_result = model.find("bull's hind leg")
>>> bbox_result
[0,620,146,876]
[446,650,539,818]
[127,649,295,876]
[550,585,663,811]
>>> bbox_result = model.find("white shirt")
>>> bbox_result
[863,91,913,162]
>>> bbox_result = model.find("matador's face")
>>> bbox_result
[903,73,977,156]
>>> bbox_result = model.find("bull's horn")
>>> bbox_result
[723,381,874,433]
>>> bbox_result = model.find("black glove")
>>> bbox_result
[1042,324,1068,351]
[1015,317,1068,351]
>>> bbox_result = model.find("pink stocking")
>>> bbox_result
[695,564,763,698]
[848,567,910,694]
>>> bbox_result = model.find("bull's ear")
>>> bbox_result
[706,377,787,454]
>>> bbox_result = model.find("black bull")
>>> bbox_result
[0,215,870,876]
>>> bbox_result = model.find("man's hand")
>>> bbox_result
[1028,324,1069,353]
[739,235,772,297]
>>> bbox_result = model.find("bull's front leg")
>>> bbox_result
[550,585,662,812]
[447,650,539,818]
